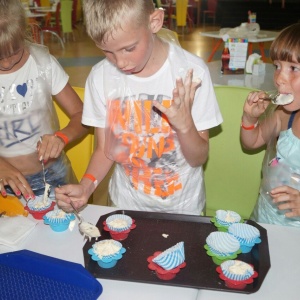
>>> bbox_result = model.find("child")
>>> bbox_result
[55,0,222,215]
[240,23,300,226]
[0,0,88,200]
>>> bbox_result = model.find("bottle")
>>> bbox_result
[221,41,230,74]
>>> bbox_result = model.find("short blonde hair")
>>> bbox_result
[83,0,155,43]
[0,0,27,58]
[270,23,300,63]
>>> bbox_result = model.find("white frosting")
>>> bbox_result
[228,261,252,275]
[50,210,66,219]
[274,94,294,105]
[93,240,121,258]
[43,183,51,205]
[225,212,235,222]
[80,221,101,241]
[107,219,128,228]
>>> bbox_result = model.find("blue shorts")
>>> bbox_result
[5,154,77,198]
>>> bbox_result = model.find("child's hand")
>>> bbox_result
[0,158,35,200]
[243,91,271,121]
[152,69,201,133]
[37,134,66,162]
[55,184,89,212]
[270,185,300,218]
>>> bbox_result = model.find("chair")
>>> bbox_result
[170,0,193,35]
[41,3,64,49]
[40,0,51,7]
[204,86,266,219]
[27,20,43,44]
[72,0,79,29]
[60,0,74,42]
[203,0,217,27]
[53,87,94,182]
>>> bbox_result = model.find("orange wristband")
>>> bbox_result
[54,131,69,145]
[82,173,98,187]
[241,121,258,130]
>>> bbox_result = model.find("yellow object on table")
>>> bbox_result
[0,194,28,217]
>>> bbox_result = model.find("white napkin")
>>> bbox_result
[0,216,37,248]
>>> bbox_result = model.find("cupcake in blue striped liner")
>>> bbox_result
[88,239,126,269]
[217,259,259,290]
[27,196,53,211]
[220,260,254,281]
[43,209,75,232]
[205,232,241,265]
[228,223,261,253]
[211,210,243,231]
[152,241,185,271]
[105,214,133,232]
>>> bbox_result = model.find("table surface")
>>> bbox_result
[26,11,47,18]
[201,30,279,43]
[207,61,276,91]
[1,204,300,300]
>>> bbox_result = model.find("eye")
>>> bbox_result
[291,65,300,72]
[125,46,136,52]
[272,63,280,70]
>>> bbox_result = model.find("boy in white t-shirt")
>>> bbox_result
[56,0,223,215]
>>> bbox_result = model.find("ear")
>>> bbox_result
[149,8,164,34]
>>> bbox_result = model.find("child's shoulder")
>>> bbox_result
[169,42,208,70]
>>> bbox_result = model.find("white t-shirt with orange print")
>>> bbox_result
[83,42,222,215]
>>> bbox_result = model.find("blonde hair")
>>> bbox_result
[0,0,27,58]
[83,0,155,43]
[270,23,300,63]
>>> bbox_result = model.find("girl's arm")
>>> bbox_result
[240,91,280,149]
[38,83,89,161]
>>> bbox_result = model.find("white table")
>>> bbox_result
[2,204,300,299]
[207,61,276,91]
[200,30,279,62]
[26,11,47,19]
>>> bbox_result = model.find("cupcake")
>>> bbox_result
[147,241,186,280]
[228,223,261,253]
[43,209,75,232]
[211,210,243,231]
[25,196,55,220]
[103,214,136,240]
[88,239,126,269]
[216,260,258,290]
[204,232,241,265]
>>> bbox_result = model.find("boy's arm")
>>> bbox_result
[176,127,209,167]
[55,127,114,211]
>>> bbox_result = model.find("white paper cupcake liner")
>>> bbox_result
[220,260,254,281]
[44,209,75,224]
[153,241,185,270]
[228,223,260,244]
[215,210,241,226]
[106,214,132,232]
[27,196,52,211]
[206,232,240,257]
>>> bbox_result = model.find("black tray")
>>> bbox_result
[0,250,102,299]
[83,210,271,294]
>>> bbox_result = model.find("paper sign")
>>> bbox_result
[224,38,248,74]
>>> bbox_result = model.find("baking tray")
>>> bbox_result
[83,210,271,294]
[0,250,102,299]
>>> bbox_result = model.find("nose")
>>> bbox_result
[114,53,127,70]
[274,69,287,87]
